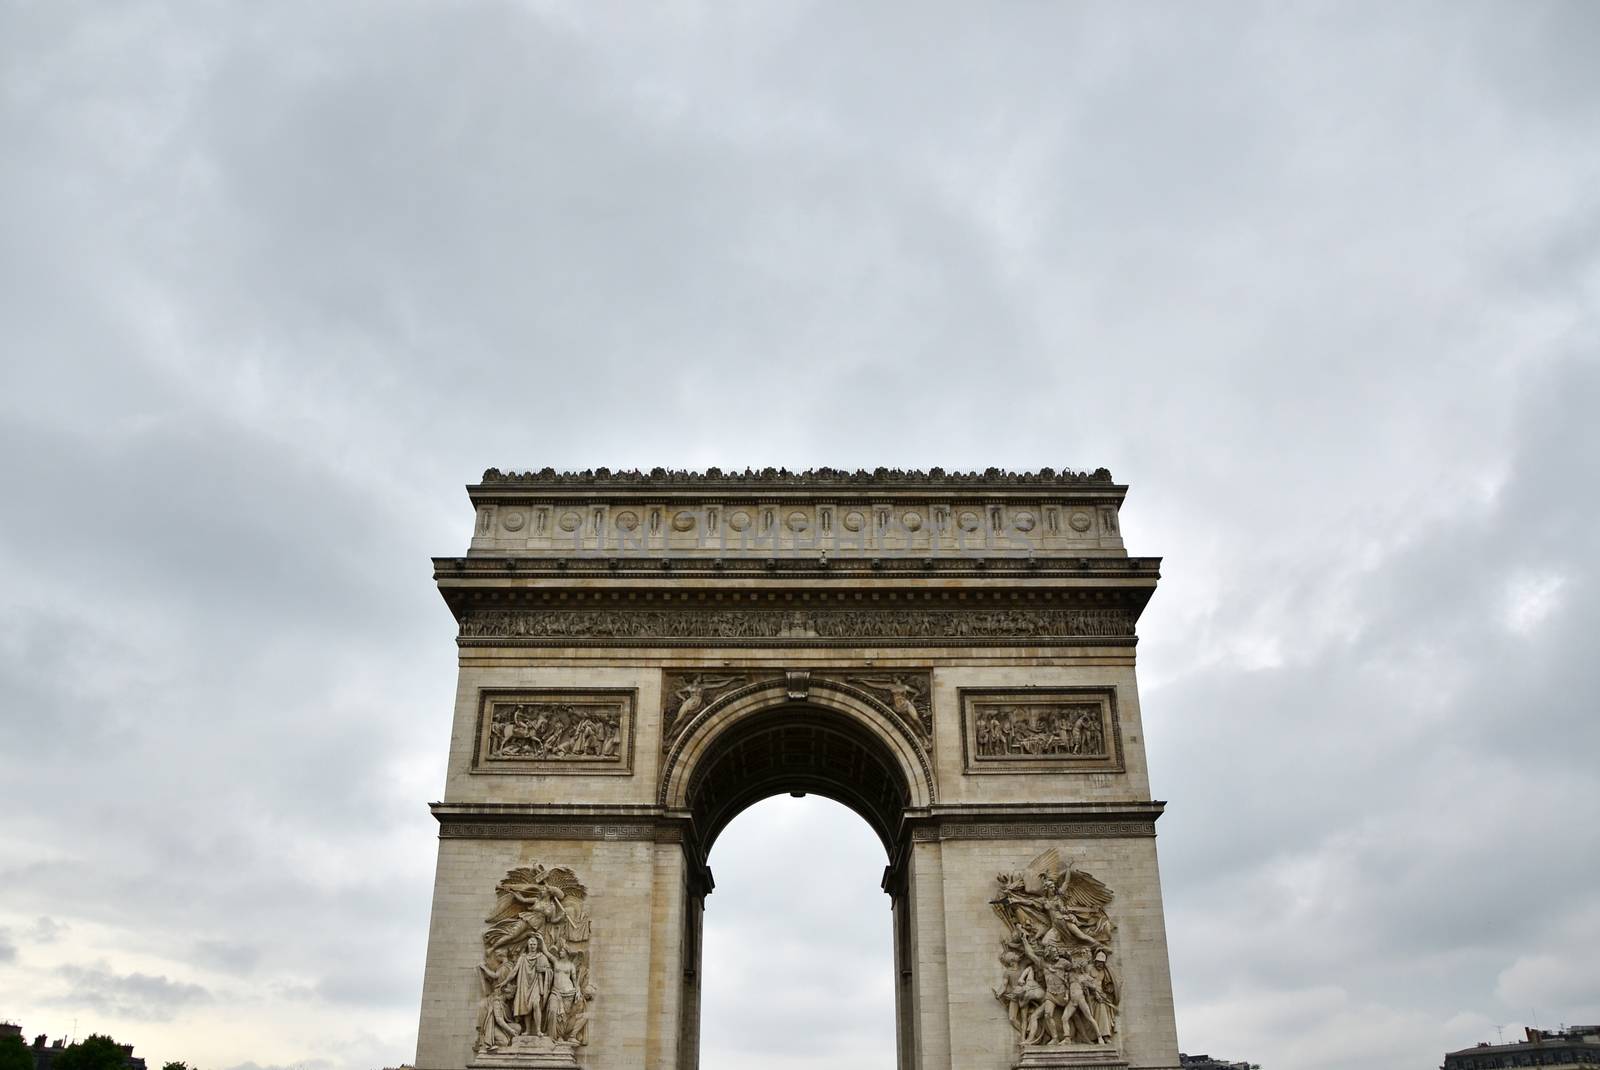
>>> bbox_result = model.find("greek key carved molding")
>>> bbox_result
[911,822,1156,841]
[459,607,1135,643]
[439,823,668,842]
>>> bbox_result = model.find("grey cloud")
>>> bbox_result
[312,963,429,1009]
[53,965,211,1022]
[1,2,1596,1069]
[192,938,260,975]
[31,917,67,944]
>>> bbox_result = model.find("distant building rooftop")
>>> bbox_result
[1179,1053,1258,1070]
[24,1031,147,1070]
[1443,1025,1600,1069]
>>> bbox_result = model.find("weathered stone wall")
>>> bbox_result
[415,837,685,1070]
[928,836,1179,1069]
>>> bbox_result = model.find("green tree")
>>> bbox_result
[0,1032,34,1070]
[53,1034,128,1070]
[163,1063,192,1070]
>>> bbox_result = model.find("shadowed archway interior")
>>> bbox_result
[685,703,912,860]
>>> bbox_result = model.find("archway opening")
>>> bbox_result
[682,703,914,1069]
[699,794,897,1070]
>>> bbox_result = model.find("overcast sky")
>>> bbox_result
[2,2,1597,1069]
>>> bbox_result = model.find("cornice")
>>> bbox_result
[433,555,1162,581]
[476,466,1118,491]
[429,801,1167,841]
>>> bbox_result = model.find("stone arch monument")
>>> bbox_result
[414,468,1180,1070]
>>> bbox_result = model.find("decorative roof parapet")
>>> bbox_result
[478,466,1116,487]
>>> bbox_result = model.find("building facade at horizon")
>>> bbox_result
[1443,1025,1600,1069]
[412,467,1181,1070]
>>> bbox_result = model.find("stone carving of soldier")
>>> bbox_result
[1070,710,1091,753]
[1062,947,1107,1044]
[994,944,1044,1039]
[573,715,599,756]
[475,949,522,1050]
[985,712,1008,755]
[1082,716,1104,755]
[1089,949,1120,1043]
[991,851,1120,1050]
[1018,929,1071,1044]
[512,934,553,1036]
[479,865,595,1051]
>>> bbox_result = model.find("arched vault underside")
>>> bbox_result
[683,703,912,860]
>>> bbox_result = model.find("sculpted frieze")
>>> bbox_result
[459,607,1134,643]
[473,690,635,776]
[474,864,596,1065]
[961,689,1123,775]
[992,850,1121,1053]
[975,702,1104,758]
[660,669,933,749]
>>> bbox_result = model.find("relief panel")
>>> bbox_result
[960,688,1123,775]
[473,863,596,1067]
[471,689,636,776]
[992,849,1123,1060]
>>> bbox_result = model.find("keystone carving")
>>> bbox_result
[475,865,596,1065]
[991,850,1120,1053]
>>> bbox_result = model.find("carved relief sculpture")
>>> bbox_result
[991,850,1122,1063]
[459,607,1136,643]
[976,703,1104,758]
[660,669,935,750]
[849,674,933,736]
[664,674,741,735]
[473,865,596,1067]
[474,691,635,776]
[961,689,1123,775]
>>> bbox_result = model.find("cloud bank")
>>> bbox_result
[1,2,1595,1068]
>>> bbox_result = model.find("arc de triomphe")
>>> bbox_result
[414,468,1180,1070]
